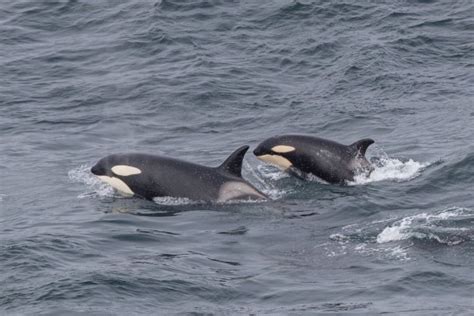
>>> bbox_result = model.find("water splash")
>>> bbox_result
[377,207,472,245]
[350,150,429,185]
[68,164,114,198]
[152,191,268,206]
[152,196,199,206]
[152,195,266,206]
[245,162,290,200]
[256,164,290,181]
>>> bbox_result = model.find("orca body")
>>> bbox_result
[91,146,266,202]
[253,135,374,184]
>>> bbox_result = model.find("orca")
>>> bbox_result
[253,135,374,183]
[91,146,267,203]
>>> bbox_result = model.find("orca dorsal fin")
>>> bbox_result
[218,145,249,177]
[350,138,375,156]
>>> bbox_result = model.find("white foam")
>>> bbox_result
[222,197,268,205]
[152,196,198,206]
[351,156,428,185]
[377,207,471,244]
[386,245,410,261]
[68,165,114,198]
[329,233,350,244]
[152,195,266,206]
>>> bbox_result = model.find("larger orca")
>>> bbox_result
[253,135,374,184]
[91,146,267,203]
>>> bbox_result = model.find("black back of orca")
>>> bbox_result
[91,146,266,202]
[253,135,374,184]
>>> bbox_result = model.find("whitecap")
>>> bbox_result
[376,207,472,245]
[327,207,472,261]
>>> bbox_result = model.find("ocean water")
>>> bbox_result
[1,0,473,315]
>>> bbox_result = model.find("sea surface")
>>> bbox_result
[1,0,473,315]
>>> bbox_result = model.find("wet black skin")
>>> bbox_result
[253,135,374,184]
[91,146,266,201]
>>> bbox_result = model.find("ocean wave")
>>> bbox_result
[328,206,472,260]
[376,207,473,245]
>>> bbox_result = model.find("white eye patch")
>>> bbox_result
[111,165,142,176]
[271,145,295,153]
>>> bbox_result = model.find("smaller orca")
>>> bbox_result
[91,146,267,203]
[253,135,374,184]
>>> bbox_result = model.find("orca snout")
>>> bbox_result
[253,146,265,156]
[253,139,273,156]
[91,163,105,176]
